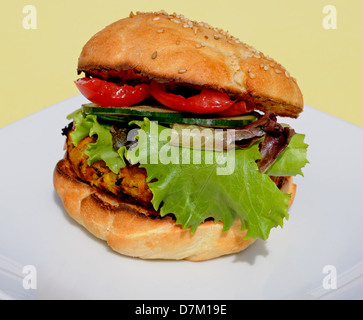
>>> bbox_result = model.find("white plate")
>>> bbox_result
[0,95,362,300]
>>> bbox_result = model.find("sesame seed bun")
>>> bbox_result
[77,11,303,118]
[53,158,296,261]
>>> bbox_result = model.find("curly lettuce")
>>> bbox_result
[66,112,308,240]
[127,118,308,239]
[69,112,126,174]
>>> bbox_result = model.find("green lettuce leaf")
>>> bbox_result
[127,118,293,240]
[265,133,309,176]
[68,111,126,174]
[66,113,308,240]
[69,111,94,146]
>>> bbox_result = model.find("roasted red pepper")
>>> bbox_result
[149,81,237,114]
[75,77,151,107]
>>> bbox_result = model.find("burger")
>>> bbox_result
[54,11,308,261]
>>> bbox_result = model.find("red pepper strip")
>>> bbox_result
[75,77,151,107]
[149,81,235,114]
[216,101,249,116]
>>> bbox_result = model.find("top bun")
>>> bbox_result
[78,11,303,118]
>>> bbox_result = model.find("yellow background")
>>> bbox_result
[1,0,362,128]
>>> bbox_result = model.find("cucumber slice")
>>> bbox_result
[82,103,180,118]
[82,103,257,128]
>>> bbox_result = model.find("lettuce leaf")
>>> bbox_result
[69,112,126,174]
[69,111,94,146]
[127,118,297,239]
[266,133,309,177]
[66,113,308,239]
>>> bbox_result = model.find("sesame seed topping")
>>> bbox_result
[151,51,157,59]
[134,11,293,80]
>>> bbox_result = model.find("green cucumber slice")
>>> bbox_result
[81,103,256,128]
[82,103,180,117]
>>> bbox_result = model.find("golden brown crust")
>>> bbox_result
[78,11,303,117]
[54,158,296,261]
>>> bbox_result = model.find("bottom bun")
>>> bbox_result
[53,158,296,261]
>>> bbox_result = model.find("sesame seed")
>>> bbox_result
[151,51,157,59]
[178,68,187,73]
[157,29,164,33]
[214,34,221,40]
[195,43,202,48]
[156,10,167,15]
[264,65,269,71]
[249,73,256,79]
[275,69,282,74]
[204,35,209,39]
[153,16,160,21]
[233,70,244,86]
[200,42,206,47]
